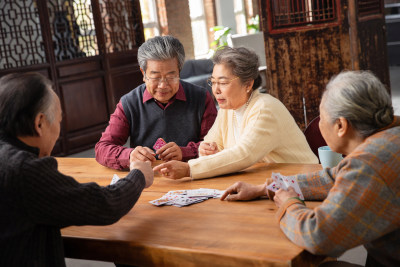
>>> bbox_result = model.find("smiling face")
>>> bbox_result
[211,63,251,110]
[142,58,180,104]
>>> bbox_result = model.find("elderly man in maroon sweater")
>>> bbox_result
[95,36,217,170]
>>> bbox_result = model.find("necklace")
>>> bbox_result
[233,91,254,136]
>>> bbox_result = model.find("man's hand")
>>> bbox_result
[199,141,219,156]
[130,161,154,188]
[273,187,298,208]
[130,146,156,162]
[156,142,182,161]
[220,182,267,201]
[153,160,190,179]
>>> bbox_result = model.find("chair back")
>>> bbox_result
[304,116,327,160]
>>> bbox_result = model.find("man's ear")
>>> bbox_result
[335,117,349,138]
[34,113,45,137]
[140,68,145,82]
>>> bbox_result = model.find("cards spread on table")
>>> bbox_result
[150,188,225,207]
[153,137,166,150]
[110,174,120,185]
[266,172,304,200]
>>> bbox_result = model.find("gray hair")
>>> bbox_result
[137,35,185,72]
[322,70,394,138]
[212,46,260,89]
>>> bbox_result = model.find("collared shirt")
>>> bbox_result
[95,82,217,169]
[275,117,400,266]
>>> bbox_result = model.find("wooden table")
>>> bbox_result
[58,158,324,266]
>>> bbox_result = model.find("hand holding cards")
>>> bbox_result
[152,137,183,161]
[266,172,304,200]
[153,137,166,151]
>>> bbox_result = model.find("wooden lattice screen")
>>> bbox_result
[269,0,338,31]
[0,0,145,155]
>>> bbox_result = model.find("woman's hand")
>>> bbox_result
[153,160,190,179]
[199,141,219,156]
[220,182,267,201]
[273,187,298,208]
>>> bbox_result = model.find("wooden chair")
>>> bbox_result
[304,116,327,160]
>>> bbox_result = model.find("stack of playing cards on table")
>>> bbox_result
[266,172,304,200]
[150,188,225,207]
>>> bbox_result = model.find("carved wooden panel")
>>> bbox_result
[0,0,145,155]
[260,0,389,130]
[61,76,108,131]
[0,0,46,69]
[48,0,99,61]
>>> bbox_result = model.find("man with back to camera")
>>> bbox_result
[0,72,154,266]
[95,35,217,170]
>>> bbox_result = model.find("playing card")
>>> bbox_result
[149,188,224,207]
[110,174,120,185]
[266,173,304,200]
[153,137,166,150]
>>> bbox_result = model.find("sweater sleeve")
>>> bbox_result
[276,156,399,257]
[189,101,280,179]
[20,156,145,227]
[200,108,225,154]
[95,101,133,170]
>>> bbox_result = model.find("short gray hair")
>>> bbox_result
[322,70,394,138]
[137,36,185,72]
[212,46,260,89]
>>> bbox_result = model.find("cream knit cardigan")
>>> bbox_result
[188,90,318,179]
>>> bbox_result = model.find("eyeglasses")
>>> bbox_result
[144,75,180,85]
[207,76,239,88]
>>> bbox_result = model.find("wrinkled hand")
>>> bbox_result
[199,141,219,156]
[156,142,182,161]
[273,187,298,208]
[130,161,154,188]
[130,146,156,162]
[153,160,190,179]
[220,182,267,201]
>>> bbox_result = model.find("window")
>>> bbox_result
[234,0,247,34]
[140,0,159,40]
[189,0,209,58]
[269,0,338,31]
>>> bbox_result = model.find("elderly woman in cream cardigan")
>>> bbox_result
[154,46,318,179]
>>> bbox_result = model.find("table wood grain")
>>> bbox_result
[58,158,324,266]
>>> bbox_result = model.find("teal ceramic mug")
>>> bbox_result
[318,146,343,169]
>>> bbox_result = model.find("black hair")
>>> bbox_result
[0,72,53,137]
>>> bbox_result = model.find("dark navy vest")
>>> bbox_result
[121,80,207,150]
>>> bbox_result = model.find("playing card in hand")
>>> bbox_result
[153,137,166,150]
[110,174,120,185]
[266,172,304,200]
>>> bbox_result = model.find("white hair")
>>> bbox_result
[322,70,393,138]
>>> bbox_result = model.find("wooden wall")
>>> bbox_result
[260,0,390,130]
